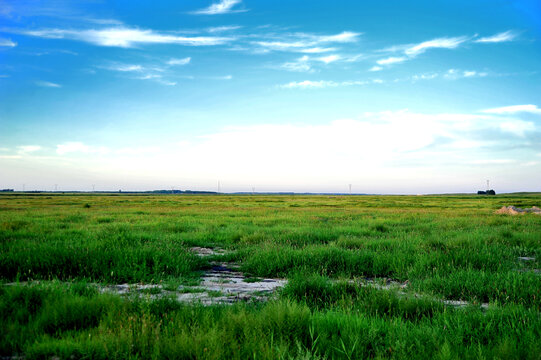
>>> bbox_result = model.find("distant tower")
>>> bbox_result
[486,179,490,191]
[349,184,352,195]
[92,184,95,192]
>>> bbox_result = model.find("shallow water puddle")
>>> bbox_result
[99,247,287,305]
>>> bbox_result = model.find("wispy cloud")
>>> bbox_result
[481,104,541,115]
[499,120,535,136]
[316,54,341,64]
[298,47,336,54]
[19,27,232,47]
[369,66,382,72]
[281,80,338,89]
[404,36,469,56]
[192,0,246,15]
[166,57,191,66]
[443,69,487,79]
[254,31,361,53]
[207,25,242,33]
[103,63,179,86]
[36,81,61,88]
[0,38,17,47]
[475,30,517,43]
[56,142,109,155]
[375,35,469,68]
[281,55,313,72]
[280,79,383,89]
[108,64,143,72]
[377,56,407,65]
[18,145,41,153]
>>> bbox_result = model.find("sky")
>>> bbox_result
[0,0,540,193]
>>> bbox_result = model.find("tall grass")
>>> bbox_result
[1,193,540,358]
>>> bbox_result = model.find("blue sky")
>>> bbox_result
[0,0,540,193]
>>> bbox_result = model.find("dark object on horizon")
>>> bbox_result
[0,189,14,192]
[477,190,496,195]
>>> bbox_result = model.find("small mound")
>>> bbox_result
[495,206,541,215]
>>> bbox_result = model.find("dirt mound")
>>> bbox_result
[495,206,541,215]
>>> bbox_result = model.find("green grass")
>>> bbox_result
[1,193,540,359]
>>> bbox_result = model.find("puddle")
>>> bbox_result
[98,247,287,305]
[190,246,227,257]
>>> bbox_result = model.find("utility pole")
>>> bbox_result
[92,184,95,192]
[486,179,490,191]
[349,184,352,195]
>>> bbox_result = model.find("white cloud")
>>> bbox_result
[207,25,242,33]
[499,120,535,136]
[18,145,41,153]
[299,47,336,53]
[136,74,162,80]
[281,55,312,72]
[157,80,177,86]
[254,31,361,53]
[369,66,382,72]
[404,36,469,56]
[166,57,191,66]
[280,79,383,89]
[108,64,143,72]
[0,38,16,47]
[316,54,340,64]
[56,142,109,155]
[318,31,361,43]
[281,80,338,89]
[475,30,517,43]
[36,81,61,88]
[468,159,515,165]
[21,27,232,47]
[463,71,476,77]
[482,104,541,115]
[377,56,407,65]
[192,0,246,15]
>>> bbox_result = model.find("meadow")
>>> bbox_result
[1,193,540,359]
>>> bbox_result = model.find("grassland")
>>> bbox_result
[1,193,540,359]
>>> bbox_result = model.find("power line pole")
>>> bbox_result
[486,179,490,191]
[349,184,352,195]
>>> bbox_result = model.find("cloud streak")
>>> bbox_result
[192,0,246,15]
[20,27,232,47]
[475,30,517,43]
[36,81,61,88]
[0,38,17,47]
[482,105,541,115]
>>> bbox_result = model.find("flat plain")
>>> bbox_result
[1,193,540,359]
